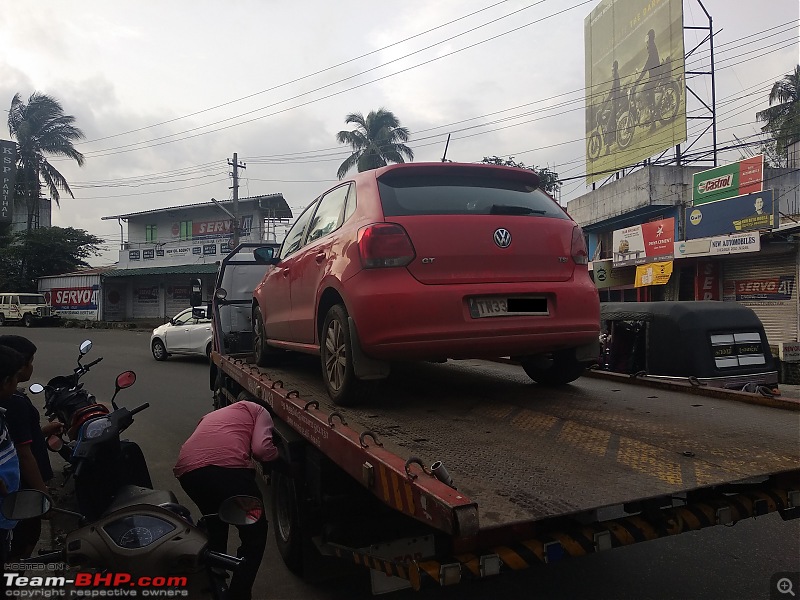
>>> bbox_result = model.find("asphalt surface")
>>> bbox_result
[5,325,799,600]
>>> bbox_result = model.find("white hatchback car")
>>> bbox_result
[150,308,213,361]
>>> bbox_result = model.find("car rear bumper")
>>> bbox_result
[344,269,600,360]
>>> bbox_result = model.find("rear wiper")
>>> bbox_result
[489,204,546,215]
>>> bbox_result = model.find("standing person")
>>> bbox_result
[174,401,279,600]
[0,346,24,597]
[0,335,62,561]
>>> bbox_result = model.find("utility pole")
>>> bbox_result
[228,153,246,248]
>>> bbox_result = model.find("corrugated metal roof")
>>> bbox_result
[101,194,291,220]
[39,266,116,279]
[103,264,219,278]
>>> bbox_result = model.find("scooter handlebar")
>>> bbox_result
[129,403,150,416]
[24,549,64,563]
[84,357,103,369]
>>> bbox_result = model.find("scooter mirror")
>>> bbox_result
[47,435,64,452]
[115,371,136,390]
[29,383,44,394]
[79,340,93,356]
[218,496,264,525]
[1,490,52,520]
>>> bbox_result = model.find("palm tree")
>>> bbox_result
[756,65,800,163]
[335,108,414,179]
[7,92,86,230]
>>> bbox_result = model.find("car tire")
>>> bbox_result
[272,470,305,576]
[0,314,5,326]
[23,314,34,328]
[320,304,373,406]
[206,342,212,361]
[151,339,168,361]
[520,350,585,386]
[253,307,281,367]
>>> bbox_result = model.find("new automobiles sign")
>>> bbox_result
[692,155,763,205]
[611,217,675,266]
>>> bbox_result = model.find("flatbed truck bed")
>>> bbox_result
[208,243,800,593]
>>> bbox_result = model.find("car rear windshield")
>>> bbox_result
[19,295,46,304]
[377,175,570,219]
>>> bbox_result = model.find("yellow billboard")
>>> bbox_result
[585,0,686,184]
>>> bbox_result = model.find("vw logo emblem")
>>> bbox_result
[493,228,512,248]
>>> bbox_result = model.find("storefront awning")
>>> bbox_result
[103,264,219,278]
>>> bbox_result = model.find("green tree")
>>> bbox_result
[479,156,561,195]
[7,92,86,230]
[756,65,800,165]
[335,108,414,179]
[0,226,103,291]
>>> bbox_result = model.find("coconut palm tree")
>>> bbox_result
[7,92,86,230]
[756,65,800,163]
[335,108,414,179]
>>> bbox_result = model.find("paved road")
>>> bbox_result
[6,326,799,600]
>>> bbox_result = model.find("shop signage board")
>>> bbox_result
[634,260,673,288]
[723,275,795,303]
[591,260,636,289]
[1,139,16,224]
[611,217,675,266]
[692,155,763,205]
[779,342,800,363]
[684,190,775,240]
[673,231,760,258]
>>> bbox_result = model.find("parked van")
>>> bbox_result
[0,292,60,327]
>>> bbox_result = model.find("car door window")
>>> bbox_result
[173,310,193,325]
[280,203,316,259]
[343,184,357,222]
[307,184,349,243]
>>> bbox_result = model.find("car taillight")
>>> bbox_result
[358,223,416,268]
[571,226,588,265]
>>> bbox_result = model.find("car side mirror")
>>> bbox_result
[253,246,277,265]
[192,308,206,319]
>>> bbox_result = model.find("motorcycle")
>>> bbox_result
[2,488,263,600]
[30,339,152,520]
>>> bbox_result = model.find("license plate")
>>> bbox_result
[468,296,548,318]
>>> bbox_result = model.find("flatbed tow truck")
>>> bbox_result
[208,244,800,594]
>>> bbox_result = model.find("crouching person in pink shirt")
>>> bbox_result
[174,401,279,600]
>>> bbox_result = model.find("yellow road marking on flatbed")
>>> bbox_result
[617,437,682,485]
[557,421,611,456]
[511,410,558,434]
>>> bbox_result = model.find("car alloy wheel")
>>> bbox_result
[23,314,34,328]
[253,307,280,367]
[320,304,372,406]
[152,339,168,361]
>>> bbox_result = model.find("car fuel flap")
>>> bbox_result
[396,215,576,285]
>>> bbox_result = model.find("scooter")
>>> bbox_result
[2,488,262,600]
[31,340,152,520]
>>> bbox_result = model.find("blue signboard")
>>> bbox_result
[684,190,776,240]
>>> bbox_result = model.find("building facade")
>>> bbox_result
[93,194,291,322]
[567,164,800,382]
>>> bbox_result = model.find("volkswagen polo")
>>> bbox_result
[252,162,600,405]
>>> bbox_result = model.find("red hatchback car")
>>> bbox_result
[253,162,600,405]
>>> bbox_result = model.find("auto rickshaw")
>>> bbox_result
[599,301,779,392]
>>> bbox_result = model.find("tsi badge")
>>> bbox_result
[689,209,703,226]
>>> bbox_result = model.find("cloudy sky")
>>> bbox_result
[1,0,797,265]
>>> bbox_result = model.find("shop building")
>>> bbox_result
[79,194,291,322]
[567,164,800,381]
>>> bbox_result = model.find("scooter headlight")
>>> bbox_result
[82,417,112,440]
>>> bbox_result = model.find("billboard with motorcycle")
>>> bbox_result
[584,0,686,183]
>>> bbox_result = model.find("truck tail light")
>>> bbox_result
[357,223,416,269]
[571,226,588,265]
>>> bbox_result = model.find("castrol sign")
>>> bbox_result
[692,155,763,205]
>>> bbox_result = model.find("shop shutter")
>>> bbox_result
[722,248,797,348]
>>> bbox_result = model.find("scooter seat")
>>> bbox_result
[103,485,179,516]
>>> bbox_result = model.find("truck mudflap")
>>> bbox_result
[329,478,799,590]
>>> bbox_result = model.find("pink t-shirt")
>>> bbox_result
[173,401,278,478]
